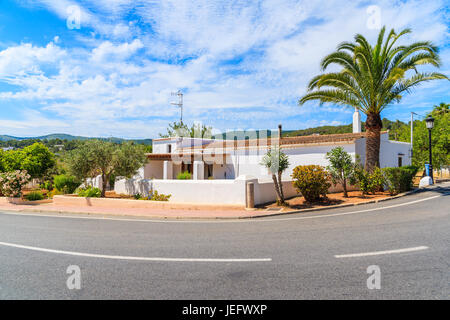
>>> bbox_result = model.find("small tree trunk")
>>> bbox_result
[272,174,282,204]
[342,178,348,198]
[101,173,108,198]
[277,171,285,204]
[365,112,382,172]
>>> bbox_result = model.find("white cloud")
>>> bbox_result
[2,0,449,138]
[0,42,66,78]
[91,39,143,62]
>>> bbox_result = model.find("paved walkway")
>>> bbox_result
[0,202,268,219]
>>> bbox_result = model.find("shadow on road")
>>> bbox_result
[416,183,450,196]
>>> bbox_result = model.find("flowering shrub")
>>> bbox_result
[0,170,31,197]
[291,165,331,202]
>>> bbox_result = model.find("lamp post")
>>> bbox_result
[425,115,435,182]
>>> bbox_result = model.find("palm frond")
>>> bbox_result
[299,90,360,109]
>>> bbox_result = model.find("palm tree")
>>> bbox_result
[299,26,448,172]
[433,102,449,116]
[260,146,290,205]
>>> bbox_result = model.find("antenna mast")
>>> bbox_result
[171,90,183,123]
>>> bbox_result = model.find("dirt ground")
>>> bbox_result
[104,191,135,199]
[263,190,393,211]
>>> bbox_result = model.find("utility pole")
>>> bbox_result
[171,90,183,124]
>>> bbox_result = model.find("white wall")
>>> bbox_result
[144,160,164,179]
[115,177,247,205]
[380,140,411,168]
[226,143,356,181]
[355,134,411,168]
[115,175,359,206]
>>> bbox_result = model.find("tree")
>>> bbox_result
[65,140,147,197]
[397,103,449,170]
[260,146,290,205]
[299,26,448,172]
[433,102,449,116]
[0,143,55,180]
[160,121,212,138]
[20,143,56,179]
[326,147,356,197]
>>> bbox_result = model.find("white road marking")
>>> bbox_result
[0,192,447,224]
[335,246,429,258]
[0,241,271,263]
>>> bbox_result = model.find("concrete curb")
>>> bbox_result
[246,188,422,219]
[248,180,449,219]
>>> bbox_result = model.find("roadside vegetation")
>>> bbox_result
[65,140,148,197]
[261,146,420,207]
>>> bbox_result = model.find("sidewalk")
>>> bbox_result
[0,201,264,219]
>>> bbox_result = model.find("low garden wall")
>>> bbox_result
[114,176,357,206]
[52,195,244,210]
[0,197,53,205]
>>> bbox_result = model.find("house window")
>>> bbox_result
[398,156,403,167]
[167,144,172,153]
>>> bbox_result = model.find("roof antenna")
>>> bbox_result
[171,90,183,124]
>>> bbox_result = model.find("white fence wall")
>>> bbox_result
[115,177,247,205]
[115,174,359,206]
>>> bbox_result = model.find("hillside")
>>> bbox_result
[0,133,152,145]
[213,118,408,140]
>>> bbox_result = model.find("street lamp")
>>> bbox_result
[425,115,435,182]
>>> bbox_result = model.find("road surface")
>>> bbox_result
[0,183,448,299]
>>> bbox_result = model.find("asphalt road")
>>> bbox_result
[0,183,449,299]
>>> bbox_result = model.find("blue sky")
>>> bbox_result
[0,0,449,139]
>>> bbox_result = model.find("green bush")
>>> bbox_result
[48,188,64,199]
[291,165,331,202]
[54,174,81,194]
[177,171,191,180]
[149,190,171,201]
[25,191,45,201]
[355,167,385,194]
[77,186,101,198]
[382,166,418,195]
[40,180,52,191]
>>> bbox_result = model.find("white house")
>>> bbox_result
[115,111,411,206]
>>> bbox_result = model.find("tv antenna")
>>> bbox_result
[171,90,183,123]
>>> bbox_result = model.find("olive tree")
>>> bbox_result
[65,140,147,197]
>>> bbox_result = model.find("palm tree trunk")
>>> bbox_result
[277,171,285,203]
[365,112,383,172]
[272,174,282,204]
